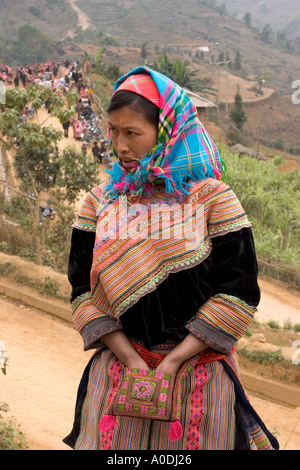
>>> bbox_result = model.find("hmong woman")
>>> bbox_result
[63,67,279,451]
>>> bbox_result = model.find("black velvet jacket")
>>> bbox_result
[68,226,260,350]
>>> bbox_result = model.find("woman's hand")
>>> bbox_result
[156,334,208,376]
[155,355,182,375]
[101,330,149,371]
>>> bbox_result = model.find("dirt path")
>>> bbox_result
[0,275,299,450]
[0,296,92,450]
[68,0,92,32]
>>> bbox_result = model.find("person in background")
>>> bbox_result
[62,119,70,138]
[14,74,19,87]
[91,141,102,163]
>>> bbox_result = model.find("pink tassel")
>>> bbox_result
[98,414,117,433]
[115,181,126,191]
[213,167,221,180]
[169,420,183,441]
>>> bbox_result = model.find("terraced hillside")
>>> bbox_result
[0,0,77,40]
[75,0,300,94]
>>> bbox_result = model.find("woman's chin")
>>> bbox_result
[121,161,138,172]
[122,164,134,172]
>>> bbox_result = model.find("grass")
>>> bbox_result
[0,262,69,302]
[238,348,285,366]
[0,403,28,450]
[220,144,300,284]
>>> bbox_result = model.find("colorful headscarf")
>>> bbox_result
[116,73,160,108]
[105,66,224,199]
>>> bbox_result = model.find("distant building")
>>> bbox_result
[183,88,217,123]
[198,46,210,53]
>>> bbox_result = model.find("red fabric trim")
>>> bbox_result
[116,74,160,108]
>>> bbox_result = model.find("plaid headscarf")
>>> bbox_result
[116,73,160,108]
[105,66,224,199]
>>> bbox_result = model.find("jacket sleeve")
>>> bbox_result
[68,190,123,351]
[185,184,260,355]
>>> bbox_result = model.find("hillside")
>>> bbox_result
[1,0,300,154]
[67,0,299,92]
[223,0,300,38]
[0,0,77,40]
[1,1,300,93]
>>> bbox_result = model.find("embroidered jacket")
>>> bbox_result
[68,178,260,353]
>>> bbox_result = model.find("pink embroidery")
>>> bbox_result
[159,393,167,402]
[154,371,164,379]
[101,359,122,450]
[140,406,149,414]
[133,380,154,399]
[186,364,208,450]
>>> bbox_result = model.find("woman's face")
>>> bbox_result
[108,106,158,172]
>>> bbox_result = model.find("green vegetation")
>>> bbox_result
[0,344,28,450]
[239,348,285,366]
[229,92,247,131]
[0,0,76,43]
[0,85,99,270]
[0,261,69,301]
[151,53,217,94]
[221,145,300,274]
[0,402,28,450]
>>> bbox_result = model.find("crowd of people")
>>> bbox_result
[0,64,13,84]
[12,59,93,95]
[3,58,111,165]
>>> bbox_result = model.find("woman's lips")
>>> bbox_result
[120,158,137,170]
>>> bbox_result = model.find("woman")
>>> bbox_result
[74,118,83,140]
[64,67,279,451]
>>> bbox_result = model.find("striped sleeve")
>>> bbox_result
[72,187,102,232]
[72,292,123,351]
[186,294,256,355]
[207,184,251,237]
[185,183,259,355]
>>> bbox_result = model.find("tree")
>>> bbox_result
[46,145,99,271]
[233,50,242,71]
[151,53,217,95]
[0,84,79,265]
[16,25,54,64]
[219,3,227,15]
[140,42,148,61]
[230,91,247,131]
[260,24,273,44]
[244,12,252,28]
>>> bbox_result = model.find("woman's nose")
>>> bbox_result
[116,133,130,153]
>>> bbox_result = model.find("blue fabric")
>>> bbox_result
[105,66,224,199]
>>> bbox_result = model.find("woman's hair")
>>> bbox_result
[107,90,159,128]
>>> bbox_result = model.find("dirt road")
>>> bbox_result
[1,280,299,451]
